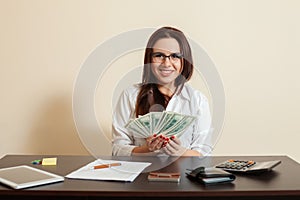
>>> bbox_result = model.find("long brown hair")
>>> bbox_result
[135,27,194,117]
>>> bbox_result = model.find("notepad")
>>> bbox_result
[42,157,57,166]
[0,165,64,189]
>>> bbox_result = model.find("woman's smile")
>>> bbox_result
[158,68,175,76]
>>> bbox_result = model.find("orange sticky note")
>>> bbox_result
[42,157,57,166]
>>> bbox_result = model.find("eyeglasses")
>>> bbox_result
[151,52,183,63]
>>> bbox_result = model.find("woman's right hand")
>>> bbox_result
[132,134,168,154]
[146,134,166,152]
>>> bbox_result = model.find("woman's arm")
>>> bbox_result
[181,149,202,156]
[112,89,137,156]
[189,93,213,156]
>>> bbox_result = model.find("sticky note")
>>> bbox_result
[42,157,57,166]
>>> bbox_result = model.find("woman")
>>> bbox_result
[112,26,212,156]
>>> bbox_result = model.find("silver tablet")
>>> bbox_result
[0,165,64,189]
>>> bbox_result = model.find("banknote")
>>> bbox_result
[160,115,196,138]
[125,111,196,138]
[125,119,148,138]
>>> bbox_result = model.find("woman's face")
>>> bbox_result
[151,38,183,90]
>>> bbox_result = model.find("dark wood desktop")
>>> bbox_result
[0,155,300,200]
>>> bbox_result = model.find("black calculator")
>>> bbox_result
[215,159,281,173]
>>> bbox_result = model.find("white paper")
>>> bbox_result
[65,159,151,182]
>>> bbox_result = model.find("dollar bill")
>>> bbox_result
[136,113,151,134]
[154,111,174,133]
[162,115,196,138]
[156,112,185,134]
[125,118,148,138]
[150,112,163,134]
[125,111,196,139]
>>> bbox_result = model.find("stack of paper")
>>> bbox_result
[65,159,151,182]
[125,111,196,138]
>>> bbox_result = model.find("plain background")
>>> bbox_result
[1,0,300,162]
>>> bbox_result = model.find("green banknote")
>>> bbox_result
[125,111,196,139]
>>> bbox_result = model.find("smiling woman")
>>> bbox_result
[112,26,212,157]
[150,38,183,96]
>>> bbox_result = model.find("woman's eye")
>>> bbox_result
[154,54,164,58]
[171,54,182,59]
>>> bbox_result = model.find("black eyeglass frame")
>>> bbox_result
[151,52,184,63]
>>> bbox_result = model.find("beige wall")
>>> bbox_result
[1,0,300,161]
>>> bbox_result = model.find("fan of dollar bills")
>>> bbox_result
[125,111,196,138]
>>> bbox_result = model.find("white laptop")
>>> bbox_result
[0,165,64,189]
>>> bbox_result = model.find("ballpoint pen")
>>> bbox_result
[93,162,122,169]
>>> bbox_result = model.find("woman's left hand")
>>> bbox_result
[162,136,187,156]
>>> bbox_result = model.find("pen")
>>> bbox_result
[93,162,122,169]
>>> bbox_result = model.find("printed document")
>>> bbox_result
[65,159,151,182]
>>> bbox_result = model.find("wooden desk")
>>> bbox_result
[0,155,300,200]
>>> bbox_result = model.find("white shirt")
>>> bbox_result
[112,84,212,156]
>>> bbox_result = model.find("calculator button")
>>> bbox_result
[215,160,257,172]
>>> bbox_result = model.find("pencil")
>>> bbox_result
[93,162,121,169]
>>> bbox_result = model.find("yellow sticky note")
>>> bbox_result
[42,157,57,166]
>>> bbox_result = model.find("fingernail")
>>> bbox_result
[153,134,157,137]
[170,135,175,139]
[159,135,163,138]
